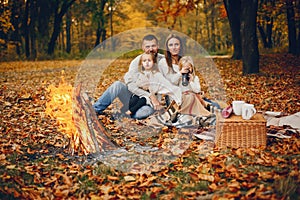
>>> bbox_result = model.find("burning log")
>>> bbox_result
[72,84,117,155]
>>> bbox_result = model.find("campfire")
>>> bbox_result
[45,73,116,155]
[45,72,193,174]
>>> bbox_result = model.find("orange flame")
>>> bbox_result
[45,71,116,155]
[45,72,79,152]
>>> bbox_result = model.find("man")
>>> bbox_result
[93,34,165,119]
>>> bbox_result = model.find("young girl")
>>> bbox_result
[177,56,212,117]
[126,52,182,117]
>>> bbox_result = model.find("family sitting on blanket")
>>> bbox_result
[92,33,220,127]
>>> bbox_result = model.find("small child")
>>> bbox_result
[126,52,157,116]
[178,56,199,92]
[126,52,182,117]
[178,56,212,117]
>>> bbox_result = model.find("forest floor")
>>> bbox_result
[0,53,299,199]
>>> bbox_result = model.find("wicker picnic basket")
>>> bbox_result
[215,112,267,148]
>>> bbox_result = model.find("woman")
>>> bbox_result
[158,34,187,85]
[158,33,214,118]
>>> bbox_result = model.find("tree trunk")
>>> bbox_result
[23,0,30,59]
[223,0,242,59]
[258,24,268,48]
[257,16,273,49]
[241,0,259,75]
[286,0,297,55]
[257,0,274,49]
[194,6,199,42]
[95,0,106,48]
[61,27,65,52]
[93,0,107,48]
[102,29,107,49]
[48,13,62,55]
[47,0,75,55]
[78,21,83,51]
[95,21,102,47]
[37,0,51,53]
[203,1,211,51]
[66,9,71,53]
[10,0,23,56]
[266,17,273,48]
[29,0,37,60]
[210,4,216,52]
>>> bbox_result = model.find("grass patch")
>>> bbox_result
[182,152,200,167]
[274,176,298,199]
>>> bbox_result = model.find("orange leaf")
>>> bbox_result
[228,180,241,192]
[246,187,257,198]
[107,175,119,181]
[55,173,73,186]
[198,173,214,182]
[209,183,218,191]
[189,172,199,181]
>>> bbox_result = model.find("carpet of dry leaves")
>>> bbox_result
[0,54,299,199]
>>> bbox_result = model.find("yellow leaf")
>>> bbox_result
[124,175,136,182]
[198,173,214,182]
[0,154,6,160]
[90,194,102,200]
[6,165,16,169]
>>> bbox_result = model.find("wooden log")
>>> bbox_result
[72,84,116,155]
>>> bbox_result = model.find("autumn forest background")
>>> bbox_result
[0,0,300,199]
[1,0,300,61]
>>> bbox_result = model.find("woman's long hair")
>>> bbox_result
[164,34,184,73]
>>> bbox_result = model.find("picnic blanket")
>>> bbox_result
[264,111,300,130]
[264,111,300,139]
